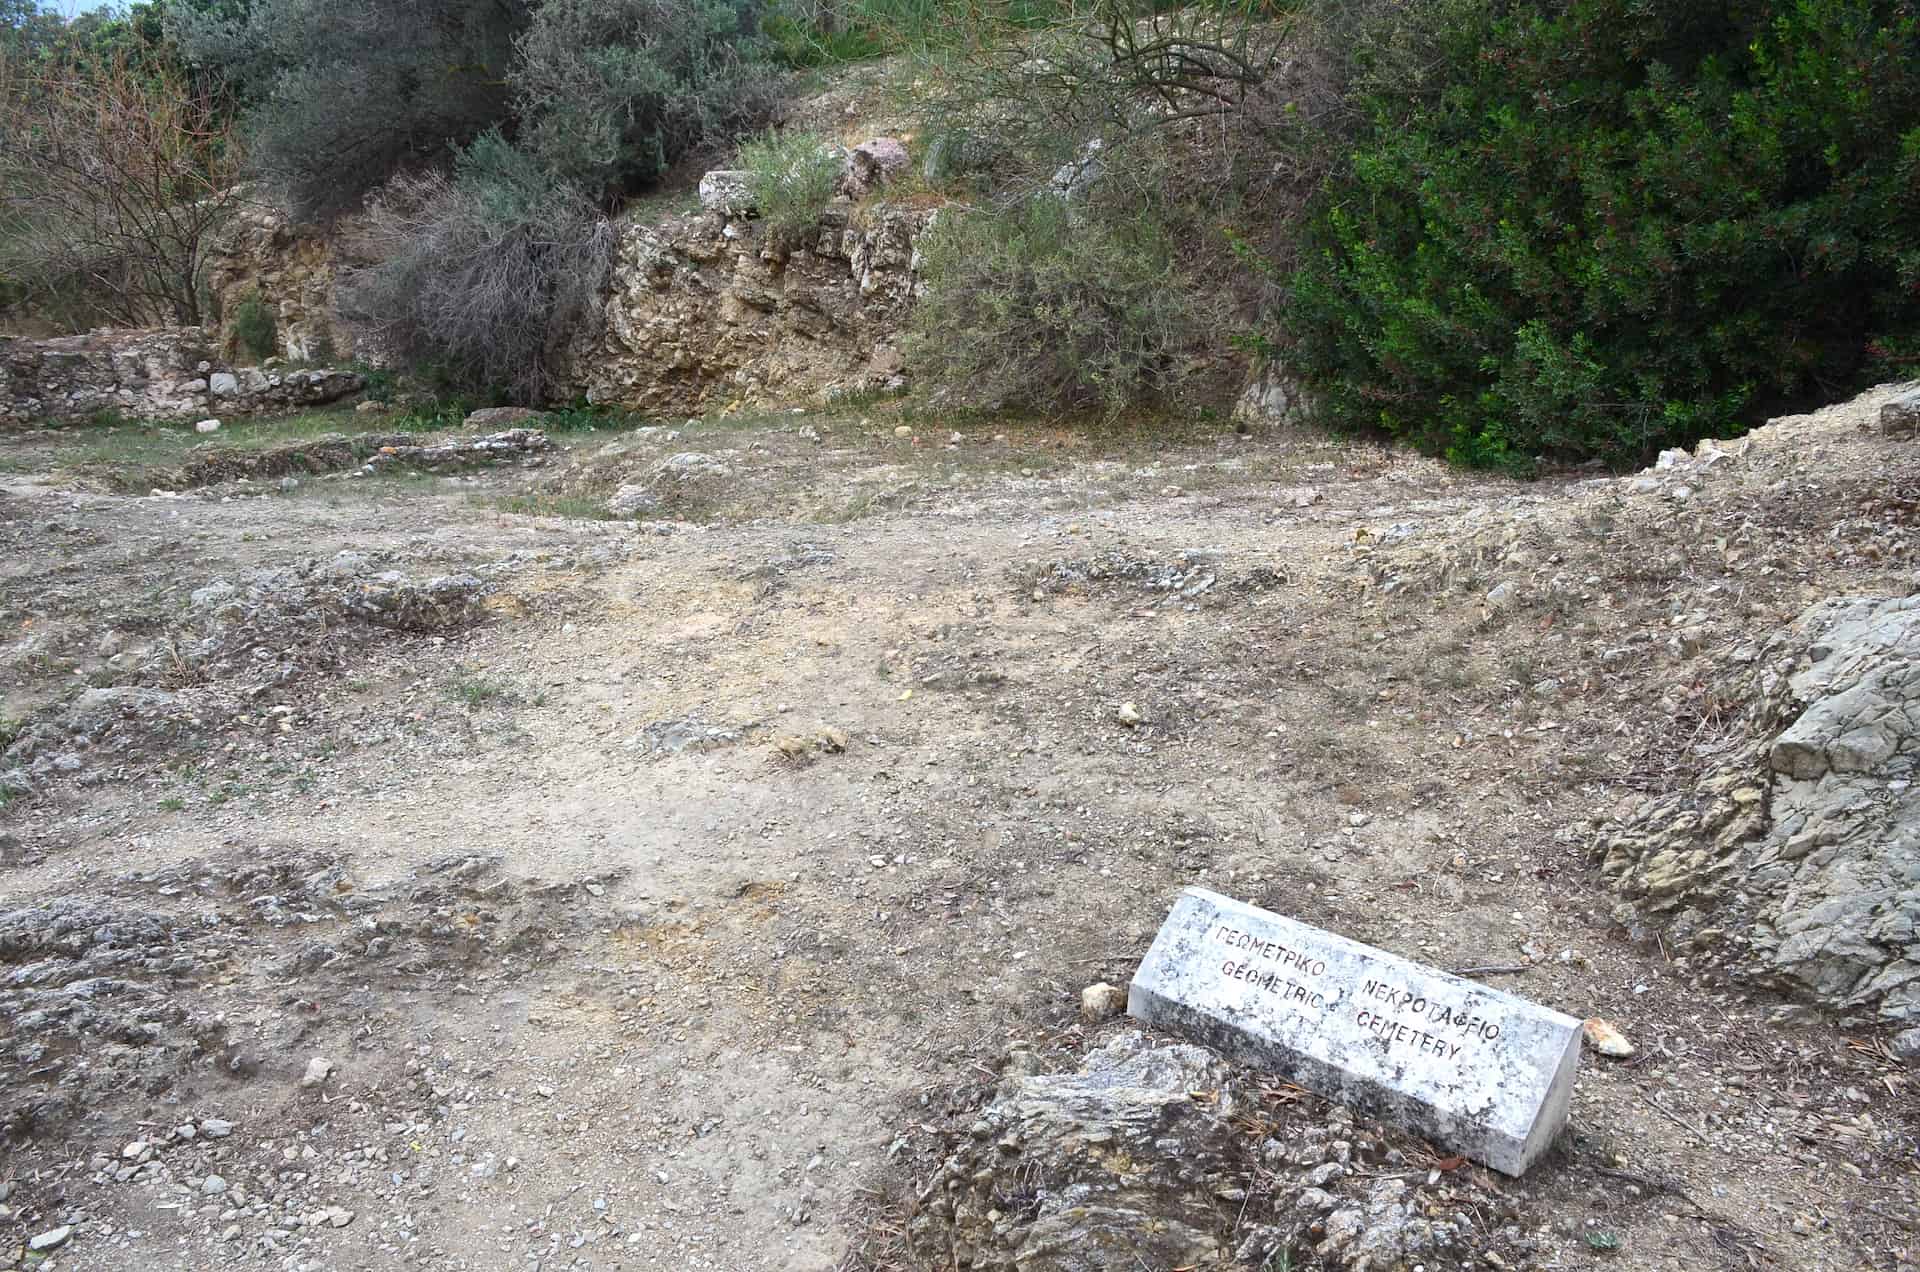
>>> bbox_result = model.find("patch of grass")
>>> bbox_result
[487,493,620,520]
[447,667,510,707]
[51,408,442,483]
[158,796,185,812]
[539,404,658,434]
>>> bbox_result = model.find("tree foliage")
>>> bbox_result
[172,0,532,221]
[1281,0,1920,469]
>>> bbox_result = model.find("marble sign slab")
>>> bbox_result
[1128,887,1582,1175]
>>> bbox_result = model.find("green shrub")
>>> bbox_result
[906,195,1211,415]
[1282,0,1920,470]
[351,362,396,403]
[739,129,841,246]
[511,0,781,204]
[231,290,276,360]
[338,132,613,404]
[177,0,780,215]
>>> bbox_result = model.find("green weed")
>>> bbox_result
[448,668,510,706]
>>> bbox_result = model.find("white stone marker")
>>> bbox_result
[1129,887,1581,1175]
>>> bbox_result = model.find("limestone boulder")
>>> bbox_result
[1880,384,1920,438]
[697,170,754,215]
[1598,594,1920,1023]
[552,201,933,417]
[839,138,910,199]
[202,199,351,364]
[1233,362,1314,430]
[909,1032,1244,1272]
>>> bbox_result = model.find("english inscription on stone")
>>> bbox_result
[1128,887,1581,1175]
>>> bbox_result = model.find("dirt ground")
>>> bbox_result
[0,393,1915,1272]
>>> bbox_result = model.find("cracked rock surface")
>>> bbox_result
[1600,593,1920,1022]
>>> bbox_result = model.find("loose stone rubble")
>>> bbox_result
[1598,592,1920,1023]
[354,428,557,478]
[1,329,363,427]
[909,1030,1490,1272]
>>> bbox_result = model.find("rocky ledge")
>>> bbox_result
[1599,592,1920,1034]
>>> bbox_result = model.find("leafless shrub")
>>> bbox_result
[0,48,245,328]
[337,135,614,404]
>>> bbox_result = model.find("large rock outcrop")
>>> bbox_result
[203,200,351,364]
[556,199,931,417]
[1599,594,1920,1023]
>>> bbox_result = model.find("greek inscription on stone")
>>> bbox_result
[1212,923,1329,978]
[1132,888,1585,1176]
[1356,978,1502,1061]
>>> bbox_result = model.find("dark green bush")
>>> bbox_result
[906,195,1214,415]
[231,290,275,360]
[1282,0,1920,470]
[173,0,533,221]
[338,132,613,405]
[510,0,780,204]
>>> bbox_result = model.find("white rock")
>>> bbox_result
[1080,982,1127,1023]
[208,372,239,397]
[1581,1017,1635,1058]
[29,1226,71,1252]
[696,169,753,215]
[1485,581,1518,609]
[203,1175,228,1195]
[195,418,221,434]
[199,1118,234,1139]
[1116,702,1143,727]
[301,1056,335,1088]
